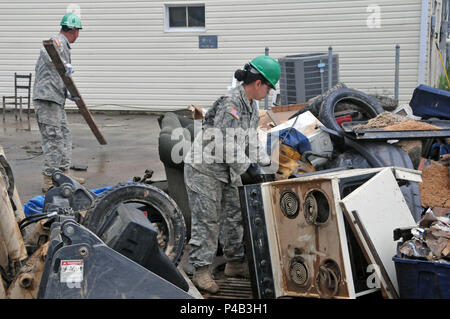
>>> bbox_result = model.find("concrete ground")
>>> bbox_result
[1,110,167,204]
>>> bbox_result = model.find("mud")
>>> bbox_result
[383,120,441,131]
[353,112,442,132]
[0,111,166,202]
[353,112,408,131]
[419,161,450,208]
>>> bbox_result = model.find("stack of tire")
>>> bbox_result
[289,83,422,222]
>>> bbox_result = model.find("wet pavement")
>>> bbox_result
[0,110,167,204]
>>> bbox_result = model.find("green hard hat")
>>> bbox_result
[249,55,281,89]
[60,12,82,29]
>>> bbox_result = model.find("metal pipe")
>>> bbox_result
[264,47,269,110]
[395,44,400,101]
[328,46,333,89]
[318,63,325,94]
[418,0,429,85]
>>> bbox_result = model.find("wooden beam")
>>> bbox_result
[43,39,107,145]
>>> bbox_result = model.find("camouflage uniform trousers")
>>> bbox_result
[33,99,72,176]
[185,164,245,268]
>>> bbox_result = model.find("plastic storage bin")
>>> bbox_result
[393,256,450,299]
[409,84,450,120]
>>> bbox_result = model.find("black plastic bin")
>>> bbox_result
[393,256,450,299]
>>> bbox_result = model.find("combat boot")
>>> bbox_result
[224,260,250,278]
[42,174,53,193]
[192,266,219,294]
[61,169,86,184]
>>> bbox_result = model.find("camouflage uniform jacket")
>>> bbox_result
[33,33,71,105]
[187,85,266,183]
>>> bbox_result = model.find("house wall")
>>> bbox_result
[0,0,438,111]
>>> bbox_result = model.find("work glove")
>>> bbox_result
[65,63,74,77]
[245,163,264,183]
[66,89,80,102]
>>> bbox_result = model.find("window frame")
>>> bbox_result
[164,3,206,32]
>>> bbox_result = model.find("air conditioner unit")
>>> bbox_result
[239,167,420,299]
[278,53,339,106]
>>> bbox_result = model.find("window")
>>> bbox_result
[165,4,205,32]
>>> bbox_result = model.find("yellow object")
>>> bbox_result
[436,41,450,89]
[275,143,315,180]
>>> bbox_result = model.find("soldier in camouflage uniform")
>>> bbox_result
[184,56,281,293]
[33,13,84,192]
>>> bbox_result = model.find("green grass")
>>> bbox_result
[437,65,450,91]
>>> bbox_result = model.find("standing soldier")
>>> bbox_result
[33,13,85,193]
[184,56,281,293]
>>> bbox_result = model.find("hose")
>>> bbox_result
[18,212,58,231]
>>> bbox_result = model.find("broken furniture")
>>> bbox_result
[158,111,276,239]
[158,112,195,239]
[2,73,32,121]
[240,167,421,299]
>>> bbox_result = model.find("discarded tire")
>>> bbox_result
[318,88,384,133]
[289,82,347,119]
[329,142,423,222]
[83,182,186,265]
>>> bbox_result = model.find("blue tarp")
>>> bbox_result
[23,186,113,217]
[266,127,312,155]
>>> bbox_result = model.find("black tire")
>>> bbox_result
[318,88,384,134]
[289,82,347,119]
[83,182,186,265]
[329,142,423,222]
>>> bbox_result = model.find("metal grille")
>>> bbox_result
[278,53,339,105]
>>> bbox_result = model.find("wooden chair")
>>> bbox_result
[2,73,32,121]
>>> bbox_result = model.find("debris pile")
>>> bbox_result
[353,112,408,131]
[353,112,441,131]
[399,209,450,262]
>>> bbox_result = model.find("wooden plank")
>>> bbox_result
[42,39,107,145]
[271,103,307,113]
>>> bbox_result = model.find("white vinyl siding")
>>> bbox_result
[0,0,438,111]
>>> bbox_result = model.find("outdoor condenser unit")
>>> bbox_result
[278,53,339,106]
